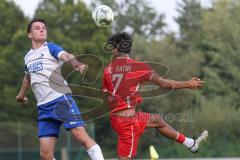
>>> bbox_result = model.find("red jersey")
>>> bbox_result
[102,57,154,113]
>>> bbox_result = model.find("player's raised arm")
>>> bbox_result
[16,74,31,104]
[59,52,87,74]
[150,74,204,90]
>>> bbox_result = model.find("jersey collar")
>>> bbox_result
[31,41,47,50]
[116,57,130,59]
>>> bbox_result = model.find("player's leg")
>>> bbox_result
[146,113,208,152]
[61,95,104,160]
[146,114,179,139]
[115,126,141,160]
[147,118,195,148]
[38,105,62,160]
[70,126,95,148]
[110,116,142,160]
[70,126,104,160]
[38,119,60,160]
[39,137,57,160]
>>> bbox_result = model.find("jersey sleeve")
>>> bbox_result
[47,42,65,59]
[24,65,29,74]
[126,61,155,83]
[141,63,155,82]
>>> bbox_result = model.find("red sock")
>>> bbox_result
[175,133,185,143]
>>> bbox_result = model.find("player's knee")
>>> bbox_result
[71,127,95,148]
[157,121,167,128]
[155,118,167,128]
[40,150,54,160]
[151,114,167,128]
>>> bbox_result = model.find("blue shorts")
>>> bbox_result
[37,94,85,138]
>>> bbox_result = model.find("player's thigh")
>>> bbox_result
[39,137,57,156]
[146,113,167,128]
[115,122,142,158]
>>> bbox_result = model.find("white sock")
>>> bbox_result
[87,144,104,160]
[183,137,195,148]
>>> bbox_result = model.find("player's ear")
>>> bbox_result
[27,32,32,39]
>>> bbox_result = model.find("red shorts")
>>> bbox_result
[110,112,151,158]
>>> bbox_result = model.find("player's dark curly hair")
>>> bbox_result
[106,32,132,54]
[27,18,47,33]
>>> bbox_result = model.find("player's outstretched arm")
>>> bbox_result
[150,74,204,90]
[60,52,87,74]
[16,74,31,104]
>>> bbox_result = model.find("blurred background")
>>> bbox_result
[0,0,240,159]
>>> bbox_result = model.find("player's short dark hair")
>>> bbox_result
[107,32,132,54]
[27,18,47,33]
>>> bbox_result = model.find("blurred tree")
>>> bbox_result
[93,0,165,38]
[35,0,110,56]
[0,0,32,121]
[175,0,203,51]
[200,0,240,107]
[0,1,26,47]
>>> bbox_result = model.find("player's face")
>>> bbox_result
[28,22,47,42]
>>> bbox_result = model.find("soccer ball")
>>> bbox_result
[92,5,114,27]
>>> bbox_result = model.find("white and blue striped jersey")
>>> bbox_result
[24,42,71,106]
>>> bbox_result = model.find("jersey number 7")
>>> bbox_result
[112,73,123,91]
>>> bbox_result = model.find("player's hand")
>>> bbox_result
[75,63,88,74]
[16,95,28,104]
[187,77,205,89]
